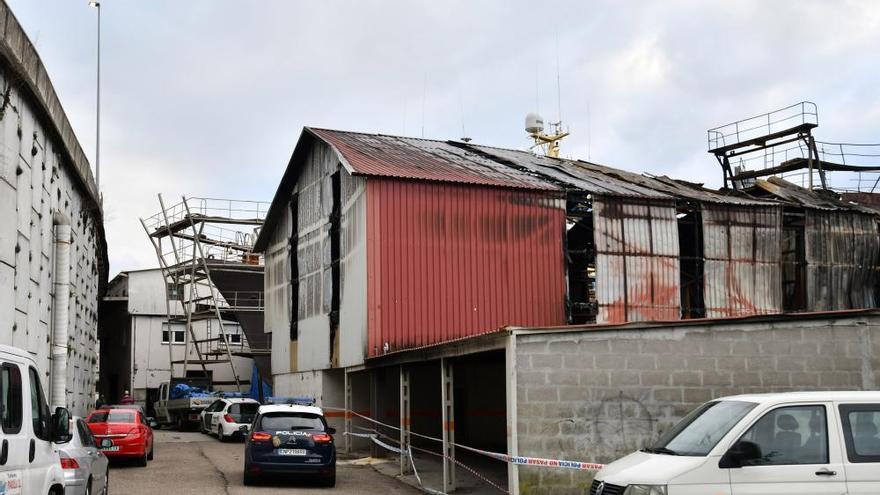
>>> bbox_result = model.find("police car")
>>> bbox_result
[241,403,337,486]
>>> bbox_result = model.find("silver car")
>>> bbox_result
[59,417,110,495]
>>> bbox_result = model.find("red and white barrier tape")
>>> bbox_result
[332,407,604,472]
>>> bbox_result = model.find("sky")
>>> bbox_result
[8,0,880,274]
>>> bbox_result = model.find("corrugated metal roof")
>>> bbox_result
[466,144,671,198]
[310,128,561,191]
[577,162,778,206]
[755,177,880,214]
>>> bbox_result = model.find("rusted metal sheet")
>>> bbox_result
[593,197,680,323]
[702,205,783,318]
[470,145,670,198]
[310,128,560,191]
[805,210,879,310]
[366,178,566,357]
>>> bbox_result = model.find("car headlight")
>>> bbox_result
[623,485,667,495]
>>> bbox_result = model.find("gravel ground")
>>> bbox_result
[109,429,421,495]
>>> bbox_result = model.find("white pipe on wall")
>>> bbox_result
[50,211,71,410]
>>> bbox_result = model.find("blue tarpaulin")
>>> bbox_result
[170,383,213,400]
[249,363,272,401]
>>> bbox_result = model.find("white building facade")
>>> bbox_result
[99,269,253,412]
[0,2,108,417]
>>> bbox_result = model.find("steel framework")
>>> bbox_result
[139,196,268,391]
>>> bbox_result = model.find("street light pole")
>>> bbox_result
[89,1,101,192]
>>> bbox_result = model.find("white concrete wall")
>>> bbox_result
[127,269,182,316]
[129,315,252,395]
[0,65,104,417]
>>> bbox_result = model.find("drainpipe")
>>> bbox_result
[50,211,71,410]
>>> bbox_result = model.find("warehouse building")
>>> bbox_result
[0,2,108,416]
[255,127,880,493]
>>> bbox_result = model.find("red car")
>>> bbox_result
[86,408,155,466]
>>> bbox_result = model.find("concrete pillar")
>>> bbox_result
[441,357,456,492]
[399,365,411,475]
[344,370,352,454]
[506,336,520,495]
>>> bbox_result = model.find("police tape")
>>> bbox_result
[332,407,604,472]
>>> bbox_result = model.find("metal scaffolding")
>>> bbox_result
[139,196,268,391]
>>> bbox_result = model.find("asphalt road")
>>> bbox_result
[110,429,421,494]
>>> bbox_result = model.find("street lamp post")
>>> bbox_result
[89,1,100,192]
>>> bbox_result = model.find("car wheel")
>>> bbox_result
[137,450,148,467]
[103,469,110,495]
[326,472,336,488]
[85,478,92,495]
[148,444,154,460]
[217,425,226,442]
[243,465,256,486]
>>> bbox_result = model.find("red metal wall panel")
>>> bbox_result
[366,179,566,356]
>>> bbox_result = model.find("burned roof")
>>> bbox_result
[254,127,880,252]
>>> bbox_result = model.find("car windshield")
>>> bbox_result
[88,411,135,424]
[649,400,757,456]
[259,412,325,431]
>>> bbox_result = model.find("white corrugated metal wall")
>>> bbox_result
[702,204,783,318]
[593,197,680,323]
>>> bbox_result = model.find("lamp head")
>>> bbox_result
[88,1,100,7]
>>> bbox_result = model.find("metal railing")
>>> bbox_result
[708,101,818,151]
[729,140,880,192]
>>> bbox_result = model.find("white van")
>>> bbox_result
[1,345,73,495]
[591,391,880,495]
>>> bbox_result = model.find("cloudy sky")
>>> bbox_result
[9,0,880,274]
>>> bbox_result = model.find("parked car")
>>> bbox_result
[242,404,337,487]
[59,417,110,495]
[86,408,154,467]
[0,344,72,495]
[104,404,159,429]
[199,398,260,441]
[590,391,880,495]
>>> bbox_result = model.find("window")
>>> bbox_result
[77,419,95,447]
[206,400,225,413]
[228,333,242,345]
[839,404,880,463]
[738,405,828,466]
[88,411,135,424]
[161,325,186,344]
[651,400,756,456]
[28,367,51,441]
[1,363,23,433]
[258,412,327,432]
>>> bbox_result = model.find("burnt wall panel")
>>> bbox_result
[593,197,680,323]
[702,204,782,318]
[805,210,879,311]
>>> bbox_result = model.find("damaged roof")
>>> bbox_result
[254,127,880,251]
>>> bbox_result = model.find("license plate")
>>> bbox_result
[101,446,120,452]
[277,449,307,456]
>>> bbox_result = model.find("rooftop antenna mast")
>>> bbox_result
[525,33,569,158]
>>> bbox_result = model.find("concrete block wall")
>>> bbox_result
[514,313,880,494]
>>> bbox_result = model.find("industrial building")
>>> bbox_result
[0,2,108,416]
[255,108,880,493]
[98,268,254,414]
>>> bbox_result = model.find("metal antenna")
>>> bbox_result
[421,74,427,138]
[587,102,592,160]
[555,30,562,125]
[458,75,469,142]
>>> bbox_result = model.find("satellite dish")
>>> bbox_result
[525,113,544,134]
